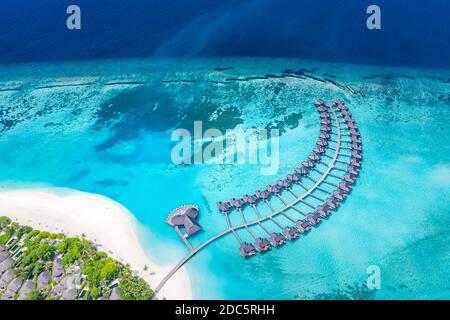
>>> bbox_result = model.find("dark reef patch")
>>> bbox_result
[266,112,303,135]
[214,67,234,72]
[94,85,243,151]
[65,169,91,184]
[95,179,129,187]
[307,283,377,300]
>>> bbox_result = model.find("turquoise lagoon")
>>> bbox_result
[0,58,449,299]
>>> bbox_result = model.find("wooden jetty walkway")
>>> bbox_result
[152,99,362,298]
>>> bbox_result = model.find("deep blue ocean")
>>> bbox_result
[0,1,449,300]
[1,0,449,68]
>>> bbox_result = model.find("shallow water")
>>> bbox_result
[0,58,449,299]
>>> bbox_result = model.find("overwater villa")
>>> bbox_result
[283,226,299,240]
[332,190,346,201]
[255,190,270,200]
[243,194,258,206]
[295,166,309,176]
[316,205,331,218]
[306,212,322,225]
[269,232,286,247]
[239,242,256,257]
[317,138,328,147]
[287,173,301,183]
[296,219,311,233]
[254,238,271,252]
[231,198,246,209]
[309,153,321,162]
[313,146,326,155]
[267,184,281,195]
[153,99,363,293]
[326,197,340,209]
[302,160,316,168]
[217,201,232,213]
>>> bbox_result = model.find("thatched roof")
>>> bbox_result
[0,258,13,273]
[61,288,77,300]
[6,277,23,295]
[37,271,51,291]
[109,287,121,300]
[52,258,64,279]
[0,251,9,263]
[18,280,34,300]
[0,269,15,289]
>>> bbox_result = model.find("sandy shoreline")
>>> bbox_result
[0,187,192,300]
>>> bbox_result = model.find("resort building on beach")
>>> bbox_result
[0,216,153,300]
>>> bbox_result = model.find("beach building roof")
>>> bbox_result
[0,258,13,274]
[6,277,23,295]
[167,205,201,237]
[50,278,67,297]
[18,280,34,300]
[37,271,51,291]
[61,288,77,300]
[110,287,121,300]
[0,251,9,263]
[52,258,64,279]
[0,269,15,289]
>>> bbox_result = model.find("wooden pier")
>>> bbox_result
[152,99,362,299]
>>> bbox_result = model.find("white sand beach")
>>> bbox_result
[0,187,192,300]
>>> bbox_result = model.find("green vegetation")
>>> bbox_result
[26,290,44,300]
[0,216,153,300]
